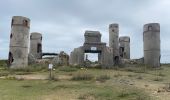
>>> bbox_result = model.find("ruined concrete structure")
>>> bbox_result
[109,24,119,64]
[29,32,42,59]
[119,36,130,59]
[7,15,161,68]
[143,23,160,67]
[52,51,69,66]
[69,31,114,68]
[8,16,30,68]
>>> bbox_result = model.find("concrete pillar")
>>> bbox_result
[29,32,42,59]
[101,47,114,68]
[98,53,101,64]
[109,24,119,57]
[69,48,78,65]
[69,51,73,65]
[77,47,84,66]
[143,23,160,67]
[119,36,130,59]
[8,16,30,68]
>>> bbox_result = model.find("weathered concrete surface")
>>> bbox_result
[143,23,160,67]
[119,36,130,59]
[84,30,101,43]
[29,32,42,59]
[8,16,30,68]
[28,53,36,65]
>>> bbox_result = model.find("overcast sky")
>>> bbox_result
[0,0,170,63]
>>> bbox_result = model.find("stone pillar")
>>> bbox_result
[101,47,114,68]
[8,16,30,68]
[109,24,119,56]
[143,23,160,67]
[77,47,84,66]
[29,32,42,59]
[119,36,130,59]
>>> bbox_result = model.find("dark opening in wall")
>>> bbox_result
[30,35,32,40]
[112,29,114,32]
[10,33,13,39]
[114,56,119,65]
[23,20,28,26]
[148,25,152,31]
[8,52,14,66]
[37,43,42,53]
[120,47,124,57]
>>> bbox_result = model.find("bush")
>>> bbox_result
[72,72,94,81]
[96,74,110,82]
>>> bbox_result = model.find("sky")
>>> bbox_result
[0,0,170,63]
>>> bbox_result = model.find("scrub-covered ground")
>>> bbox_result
[0,60,170,100]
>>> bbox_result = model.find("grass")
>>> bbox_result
[72,71,94,81]
[96,74,110,82]
[2,60,170,99]
[58,66,77,72]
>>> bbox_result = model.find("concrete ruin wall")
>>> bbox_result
[119,36,130,59]
[69,30,114,68]
[143,23,160,67]
[52,51,69,66]
[29,32,42,59]
[8,16,30,68]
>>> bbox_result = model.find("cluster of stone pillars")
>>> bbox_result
[8,16,42,68]
[69,23,161,68]
[7,16,161,68]
[69,31,114,68]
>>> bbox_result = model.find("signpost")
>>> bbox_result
[48,64,53,79]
